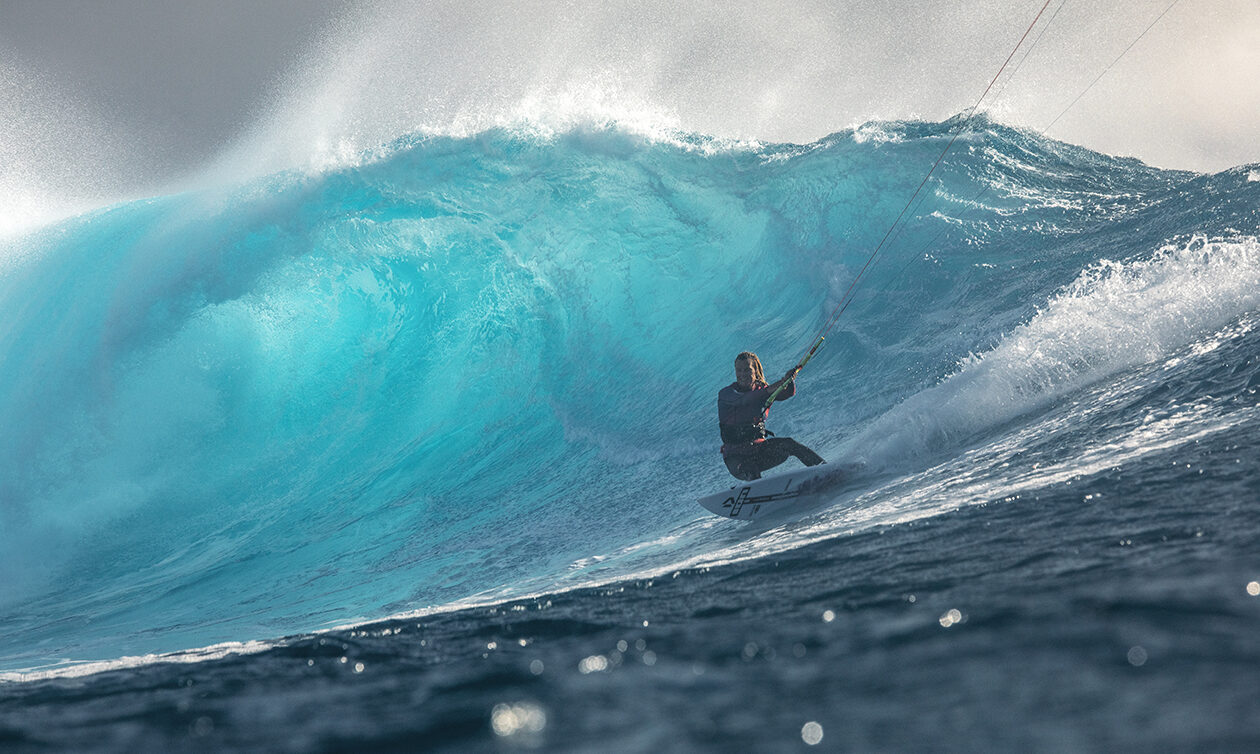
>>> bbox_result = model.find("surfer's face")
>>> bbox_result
[735,358,757,390]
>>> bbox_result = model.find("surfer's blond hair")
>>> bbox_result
[735,351,767,388]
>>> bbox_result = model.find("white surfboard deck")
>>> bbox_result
[697,463,851,521]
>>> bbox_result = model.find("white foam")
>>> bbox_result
[851,122,904,145]
[847,236,1260,465]
[0,640,275,684]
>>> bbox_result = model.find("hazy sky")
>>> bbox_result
[2,0,1258,229]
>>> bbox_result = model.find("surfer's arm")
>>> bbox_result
[764,371,797,401]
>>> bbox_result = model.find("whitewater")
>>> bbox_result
[1,111,1259,750]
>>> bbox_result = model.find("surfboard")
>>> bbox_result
[697,463,851,521]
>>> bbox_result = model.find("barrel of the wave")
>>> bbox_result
[763,336,824,410]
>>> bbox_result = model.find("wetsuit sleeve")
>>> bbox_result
[777,379,797,401]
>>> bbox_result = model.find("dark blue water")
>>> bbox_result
[2,118,1259,750]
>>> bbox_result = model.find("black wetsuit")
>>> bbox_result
[717,379,824,481]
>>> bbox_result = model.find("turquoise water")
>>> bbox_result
[1,117,1257,686]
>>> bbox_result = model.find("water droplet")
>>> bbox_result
[578,655,609,674]
[491,702,547,737]
[802,721,824,745]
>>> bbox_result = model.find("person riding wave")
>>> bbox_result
[717,351,825,481]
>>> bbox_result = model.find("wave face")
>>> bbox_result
[2,118,1258,671]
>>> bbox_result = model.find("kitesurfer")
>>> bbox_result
[718,351,825,481]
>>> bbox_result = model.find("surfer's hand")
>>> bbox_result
[783,368,798,382]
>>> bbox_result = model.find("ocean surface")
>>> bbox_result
[1,116,1259,751]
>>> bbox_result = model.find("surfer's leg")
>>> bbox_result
[782,438,825,467]
[744,438,795,477]
[724,454,761,481]
[726,438,820,480]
